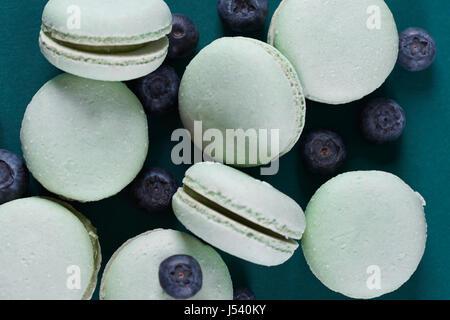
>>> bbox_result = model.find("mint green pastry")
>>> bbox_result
[268,0,398,104]
[179,37,306,167]
[40,0,172,81]
[173,162,306,266]
[302,171,427,299]
[21,73,148,202]
[100,229,233,300]
[0,197,101,300]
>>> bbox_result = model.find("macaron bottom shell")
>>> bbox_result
[178,37,306,167]
[39,31,168,81]
[100,229,233,300]
[268,0,398,104]
[301,171,427,299]
[21,73,149,202]
[0,197,101,300]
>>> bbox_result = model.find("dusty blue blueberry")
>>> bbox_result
[217,0,268,33]
[159,255,203,299]
[130,65,180,115]
[130,167,178,213]
[233,287,255,300]
[300,130,347,175]
[398,27,436,71]
[361,98,406,144]
[0,149,29,204]
[168,14,199,59]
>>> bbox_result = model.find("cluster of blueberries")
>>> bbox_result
[0,0,437,300]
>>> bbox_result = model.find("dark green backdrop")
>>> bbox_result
[0,0,449,299]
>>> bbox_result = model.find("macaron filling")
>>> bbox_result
[182,166,304,239]
[174,187,298,256]
[49,36,148,54]
[40,9,172,55]
[41,22,172,46]
[182,185,296,243]
[39,31,169,66]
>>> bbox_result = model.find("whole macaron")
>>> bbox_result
[173,162,306,266]
[21,73,149,202]
[179,37,306,167]
[302,171,427,299]
[100,229,233,300]
[268,0,398,104]
[0,197,101,300]
[39,0,172,81]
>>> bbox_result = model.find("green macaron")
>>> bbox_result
[0,197,101,300]
[268,0,398,104]
[39,0,172,81]
[100,229,233,300]
[302,171,427,299]
[179,37,306,167]
[21,73,148,202]
[172,162,306,266]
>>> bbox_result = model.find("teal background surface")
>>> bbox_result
[0,0,449,299]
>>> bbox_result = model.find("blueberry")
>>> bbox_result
[130,168,178,213]
[300,130,346,175]
[131,65,180,115]
[0,150,29,205]
[360,98,406,144]
[218,0,268,33]
[398,27,436,72]
[233,287,255,300]
[168,14,199,59]
[159,254,202,299]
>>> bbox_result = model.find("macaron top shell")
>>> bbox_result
[100,229,233,300]
[302,171,427,299]
[21,73,148,202]
[269,0,398,104]
[42,0,172,45]
[179,37,305,166]
[0,197,101,300]
[183,162,305,239]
